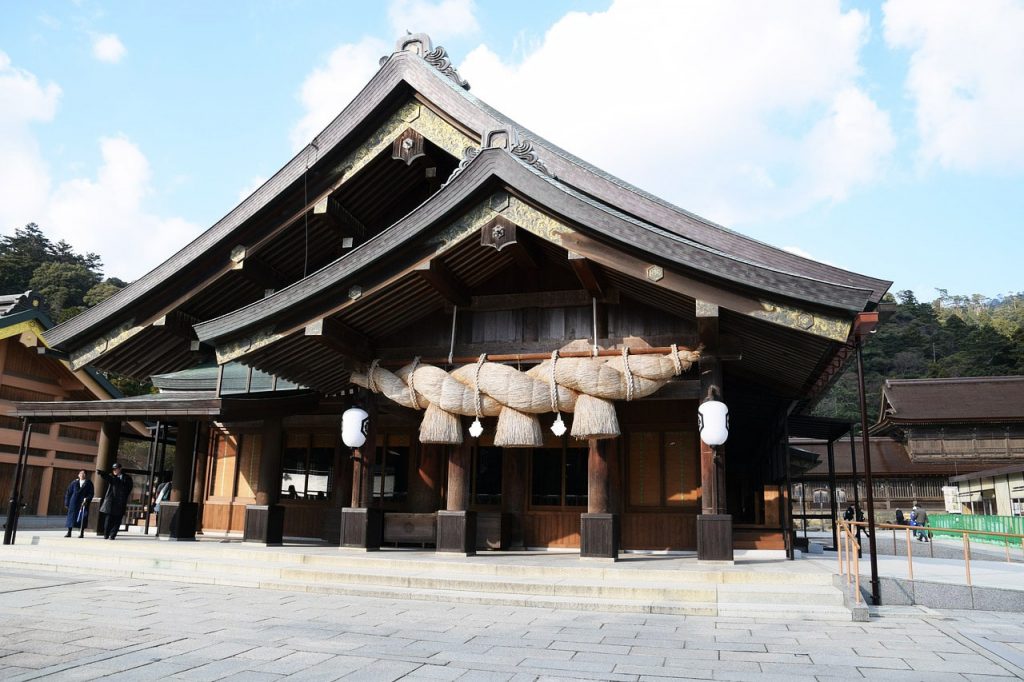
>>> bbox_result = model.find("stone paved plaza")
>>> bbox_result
[1,567,1023,681]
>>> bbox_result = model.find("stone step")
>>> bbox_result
[23,535,836,585]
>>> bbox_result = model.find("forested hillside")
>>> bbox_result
[814,290,1024,421]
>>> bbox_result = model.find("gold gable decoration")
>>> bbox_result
[351,345,699,446]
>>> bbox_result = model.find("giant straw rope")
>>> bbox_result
[351,345,700,446]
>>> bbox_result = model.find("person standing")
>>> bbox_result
[98,463,133,540]
[895,508,905,526]
[63,470,94,538]
[917,506,930,542]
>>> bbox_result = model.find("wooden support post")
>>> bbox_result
[696,300,732,561]
[245,417,284,545]
[502,449,527,549]
[90,420,121,535]
[342,396,381,549]
[159,420,198,540]
[581,438,619,560]
[437,440,476,555]
[408,444,442,513]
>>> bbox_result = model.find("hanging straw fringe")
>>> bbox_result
[350,346,699,445]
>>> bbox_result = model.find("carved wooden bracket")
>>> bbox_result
[481,215,517,252]
[392,128,426,165]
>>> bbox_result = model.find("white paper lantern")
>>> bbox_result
[341,407,369,448]
[698,400,729,446]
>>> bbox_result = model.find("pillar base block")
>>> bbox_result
[341,507,383,550]
[157,501,198,540]
[437,510,476,555]
[580,513,619,560]
[243,504,284,545]
[697,513,733,561]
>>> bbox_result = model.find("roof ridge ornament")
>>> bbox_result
[482,127,552,177]
[386,32,470,90]
[441,147,481,188]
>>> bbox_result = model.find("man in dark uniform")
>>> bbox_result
[98,463,133,540]
[63,470,94,538]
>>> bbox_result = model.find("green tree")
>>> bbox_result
[28,261,101,323]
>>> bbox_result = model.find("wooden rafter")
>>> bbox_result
[413,258,470,307]
[313,195,366,241]
[568,252,605,298]
[304,317,373,362]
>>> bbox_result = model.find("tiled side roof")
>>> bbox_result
[882,376,1024,422]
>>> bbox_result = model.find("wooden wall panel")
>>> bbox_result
[202,502,232,532]
[621,512,697,550]
[522,511,580,548]
[281,502,329,539]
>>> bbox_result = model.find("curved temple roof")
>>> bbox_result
[41,33,891,393]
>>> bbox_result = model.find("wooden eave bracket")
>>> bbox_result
[567,251,605,298]
[152,310,200,340]
[313,195,367,241]
[304,317,373,362]
[413,258,470,307]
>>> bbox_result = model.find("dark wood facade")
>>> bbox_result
[14,34,891,557]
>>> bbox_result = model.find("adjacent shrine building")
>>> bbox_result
[13,34,891,560]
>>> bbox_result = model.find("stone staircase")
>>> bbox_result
[0,535,854,620]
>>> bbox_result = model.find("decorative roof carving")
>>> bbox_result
[441,146,480,188]
[480,127,552,177]
[386,32,470,90]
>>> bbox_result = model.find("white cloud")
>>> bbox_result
[460,0,894,227]
[92,33,126,63]
[290,37,389,151]
[237,176,268,202]
[884,0,1024,172]
[388,0,479,41]
[0,54,198,282]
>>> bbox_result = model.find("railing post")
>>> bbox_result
[963,531,972,587]
[905,527,913,581]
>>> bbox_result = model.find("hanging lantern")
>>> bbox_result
[698,400,729,446]
[341,406,369,448]
[468,417,484,438]
[550,413,567,437]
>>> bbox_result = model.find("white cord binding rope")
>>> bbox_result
[670,343,683,376]
[407,356,421,410]
[622,347,635,402]
[549,349,567,436]
[367,359,381,393]
[447,305,458,367]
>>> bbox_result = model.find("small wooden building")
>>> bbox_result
[0,291,121,515]
[13,34,890,559]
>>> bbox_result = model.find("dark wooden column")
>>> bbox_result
[341,397,382,549]
[697,301,733,561]
[158,420,199,540]
[244,417,285,544]
[190,423,210,535]
[501,449,527,549]
[90,420,121,535]
[437,440,476,555]
[408,444,442,513]
[581,437,619,559]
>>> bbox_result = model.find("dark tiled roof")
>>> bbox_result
[45,43,889,354]
[792,437,990,477]
[880,376,1024,423]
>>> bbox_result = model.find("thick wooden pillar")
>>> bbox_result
[90,421,121,535]
[581,437,619,559]
[159,420,199,540]
[697,301,733,561]
[437,440,475,555]
[408,444,442,513]
[244,417,284,545]
[501,449,527,549]
[342,397,382,549]
[190,423,210,534]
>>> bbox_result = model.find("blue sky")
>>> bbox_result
[1,0,1021,302]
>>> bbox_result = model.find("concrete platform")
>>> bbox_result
[1,529,856,621]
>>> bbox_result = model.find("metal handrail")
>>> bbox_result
[837,519,1024,590]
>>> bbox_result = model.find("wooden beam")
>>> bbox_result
[558,230,853,343]
[229,247,288,291]
[568,252,605,298]
[304,317,373,362]
[313,195,366,241]
[455,289,619,313]
[506,234,542,271]
[413,259,470,307]
[152,310,199,340]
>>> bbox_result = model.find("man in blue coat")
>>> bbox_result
[64,470,94,538]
